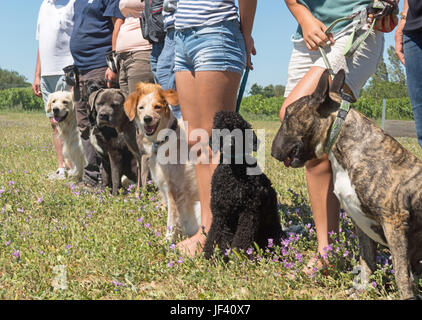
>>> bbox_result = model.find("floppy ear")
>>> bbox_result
[46,93,54,113]
[162,89,178,106]
[88,89,104,111]
[124,92,139,121]
[116,89,127,104]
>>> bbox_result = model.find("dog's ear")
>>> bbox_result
[328,69,346,103]
[311,69,330,104]
[313,70,344,118]
[124,92,139,121]
[116,89,127,104]
[88,89,104,111]
[162,89,178,106]
[252,130,260,152]
[46,93,54,113]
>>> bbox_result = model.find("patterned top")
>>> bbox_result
[175,0,238,30]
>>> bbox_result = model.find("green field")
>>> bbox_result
[0,111,421,300]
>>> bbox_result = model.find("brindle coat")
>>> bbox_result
[271,69,422,299]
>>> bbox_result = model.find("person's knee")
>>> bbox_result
[305,154,331,173]
[279,100,289,121]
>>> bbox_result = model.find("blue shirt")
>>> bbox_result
[175,0,238,30]
[70,0,124,71]
[404,0,422,32]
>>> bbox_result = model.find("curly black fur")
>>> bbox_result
[203,111,285,259]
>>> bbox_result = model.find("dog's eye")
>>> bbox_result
[52,100,56,103]
[139,105,144,110]
[154,105,161,110]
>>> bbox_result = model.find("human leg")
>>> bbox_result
[174,21,246,255]
[156,29,182,119]
[126,50,154,93]
[74,67,107,186]
[41,75,66,178]
[150,41,164,84]
[403,32,422,148]
[175,70,241,255]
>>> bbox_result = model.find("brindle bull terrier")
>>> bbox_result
[271,69,422,300]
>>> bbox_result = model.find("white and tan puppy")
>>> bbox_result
[46,91,86,181]
[124,83,201,242]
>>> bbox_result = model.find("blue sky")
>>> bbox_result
[0,0,398,91]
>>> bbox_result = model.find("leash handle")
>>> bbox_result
[236,66,250,113]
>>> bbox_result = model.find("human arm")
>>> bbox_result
[238,0,257,70]
[32,49,42,98]
[395,0,408,65]
[284,0,334,51]
[105,17,123,87]
[119,0,143,18]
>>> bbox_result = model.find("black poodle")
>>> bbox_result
[203,111,284,259]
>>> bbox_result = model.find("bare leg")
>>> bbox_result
[176,70,241,256]
[280,66,340,260]
[50,118,65,169]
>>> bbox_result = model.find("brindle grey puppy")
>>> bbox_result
[271,69,422,300]
[88,88,138,195]
[88,88,149,195]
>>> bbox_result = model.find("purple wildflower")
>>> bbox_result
[37,197,43,204]
[267,238,274,248]
[5,240,10,247]
[13,249,20,259]
[246,248,253,255]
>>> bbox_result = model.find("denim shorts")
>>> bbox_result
[174,20,246,75]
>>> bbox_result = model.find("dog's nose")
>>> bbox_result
[53,108,59,114]
[99,113,109,121]
[143,116,153,124]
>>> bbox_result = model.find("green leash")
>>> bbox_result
[236,67,250,113]
[319,0,397,153]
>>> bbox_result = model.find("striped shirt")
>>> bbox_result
[175,0,239,30]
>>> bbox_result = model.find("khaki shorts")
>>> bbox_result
[285,26,385,99]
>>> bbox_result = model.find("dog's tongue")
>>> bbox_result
[145,125,154,134]
[284,158,291,168]
[54,116,62,123]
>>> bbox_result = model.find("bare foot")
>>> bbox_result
[302,254,332,276]
[177,232,206,257]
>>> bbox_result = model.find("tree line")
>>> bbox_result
[0,68,31,90]
[248,45,408,101]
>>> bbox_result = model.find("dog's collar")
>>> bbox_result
[324,93,353,154]
[151,118,178,153]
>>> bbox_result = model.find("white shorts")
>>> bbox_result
[284,27,384,99]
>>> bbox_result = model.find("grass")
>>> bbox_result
[0,111,421,300]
